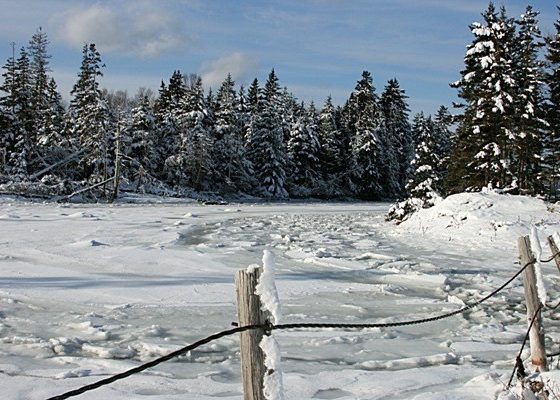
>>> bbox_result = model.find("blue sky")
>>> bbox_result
[0,0,557,116]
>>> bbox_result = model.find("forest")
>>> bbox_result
[0,3,559,216]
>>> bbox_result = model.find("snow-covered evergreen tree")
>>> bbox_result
[287,101,320,192]
[0,48,18,176]
[449,3,517,192]
[387,112,441,222]
[69,43,112,183]
[174,76,214,190]
[153,72,186,182]
[349,71,385,199]
[545,8,560,200]
[318,96,344,184]
[214,74,248,190]
[381,78,412,197]
[512,6,546,194]
[125,95,156,183]
[248,69,288,198]
[1,47,34,180]
[28,27,52,161]
[36,77,68,170]
[432,105,454,191]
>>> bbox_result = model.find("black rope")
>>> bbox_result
[45,254,558,400]
[504,251,560,389]
[45,324,267,400]
[506,304,543,389]
[541,251,560,264]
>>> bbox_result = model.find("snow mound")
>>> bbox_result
[396,191,560,249]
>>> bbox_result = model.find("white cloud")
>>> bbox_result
[50,3,186,58]
[200,52,259,89]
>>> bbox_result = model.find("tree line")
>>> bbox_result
[0,29,428,200]
[0,2,558,207]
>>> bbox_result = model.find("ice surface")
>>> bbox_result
[0,196,558,399]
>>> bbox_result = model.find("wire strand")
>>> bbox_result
[45,256,545,400]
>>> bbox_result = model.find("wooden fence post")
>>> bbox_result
[518,236,548,372]
[547,235,560,273]
[235,267,268,400]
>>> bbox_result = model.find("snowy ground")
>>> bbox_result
[1,192,559,399]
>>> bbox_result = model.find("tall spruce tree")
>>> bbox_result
[512,6,546,194]
[69,43,112,182]
[433,105,454,190]
[387,113,441,222]
[449,3,517,192]
[287,101,320,191]
[248,69,288,198]
[36,77,67,169]
[214,74,247,190]
[349,71,385,199]
[175,76,214,190]
[381,78,412,197]
[318,96,344,182]
[545,8,560,200]
[0,46,18,175]
[28,27,52,157]
[125,95,156,183]
[5,47,34,180]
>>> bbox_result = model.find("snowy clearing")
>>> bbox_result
[1,192,560,399]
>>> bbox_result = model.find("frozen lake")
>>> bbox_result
[1,197,559,399]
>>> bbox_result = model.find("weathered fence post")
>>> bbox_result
[518,236,548,372]
[547,234,560,273]
[235,267,268,400]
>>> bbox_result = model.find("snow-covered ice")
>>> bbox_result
[0,192,559,399]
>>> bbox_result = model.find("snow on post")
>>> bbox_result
[256,250,281,324]
[255,250,284,400]
[530,227,547,306]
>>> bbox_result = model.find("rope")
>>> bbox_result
[45,324,266,400]
[504,251,560,389]
[506,304,543,389]
[44,253,560,400]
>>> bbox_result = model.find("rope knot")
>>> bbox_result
[263,320,274,336]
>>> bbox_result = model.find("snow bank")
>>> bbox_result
[395,190,560,251]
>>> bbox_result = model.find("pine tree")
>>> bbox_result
[0,47,18,175]
[287,101,320,192]
[408,114,441,201]
[349,71,385,199]
[387,113,441,222]
[512,6,546,194]
[153,72,187,182]
[248,69,288,198]
[381,78,412,197]
[432,105,454,190]
[175,76,213,190]
[3,47,35,180]
[36,77,68,169]
[126,95,156,181]
[449,3,517,192]
[214,74,248,190]
[318,96,344,182]
[69,43,111,183]
[28,27,52,159]
[545,7,560,200]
